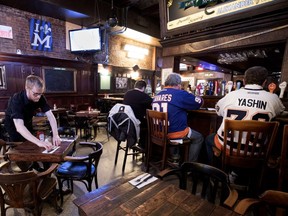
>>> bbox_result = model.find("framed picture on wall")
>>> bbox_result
[43,67,77,93]
[116,77,128,89]
[100,75,111,90]
[0,65,7,89]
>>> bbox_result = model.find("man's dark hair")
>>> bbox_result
[134,80,147,89]
[244,66,268,86]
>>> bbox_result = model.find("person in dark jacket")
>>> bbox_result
[123,80,153,150]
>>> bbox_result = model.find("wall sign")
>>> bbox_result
[0,25,13,39]
[29,19,53,51]
[167,0,274,30]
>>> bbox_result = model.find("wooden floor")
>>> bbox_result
[4,128,148,216]
[72,127,146,199]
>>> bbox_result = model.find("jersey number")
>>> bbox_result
[152,103,168,113]
[226,109,270,121]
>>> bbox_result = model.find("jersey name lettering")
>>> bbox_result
[238,98,267,110]
[153,94,172,102]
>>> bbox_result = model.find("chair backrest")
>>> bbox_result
[234,190,288,215]
[222,119,279,170]
[0,171,38,206]
[279,124,288,191]
[0,162,38,213]
[74,116,90,128]
[74,141,103,170]
[146,109,168,147]
[180,162,238,207]
[146,109,169,171]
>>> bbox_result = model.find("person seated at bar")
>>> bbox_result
[5,75,61,149]
[152,73,204,163]
[205,66,285,181]
[123,80,153,150]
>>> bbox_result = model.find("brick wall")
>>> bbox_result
[0,5,156,70]
[0,5,75,60]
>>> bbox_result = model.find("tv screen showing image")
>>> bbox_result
[69,28,101,53]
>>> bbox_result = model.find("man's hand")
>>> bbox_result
[38,140,53,150]
[52,135,61,146]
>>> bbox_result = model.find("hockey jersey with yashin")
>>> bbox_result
[215,84,285,150]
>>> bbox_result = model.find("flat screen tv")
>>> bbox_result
[69,28,101,53]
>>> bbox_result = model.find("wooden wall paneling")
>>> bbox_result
[281,39,288,83]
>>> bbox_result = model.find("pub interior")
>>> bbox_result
[0,0,288,215]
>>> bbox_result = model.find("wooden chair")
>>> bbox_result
[222,119,279,195]
[146,109,169,172]
[91,112,109,140]
[234,190,288,215]
[74,116,92,141]
[146,109,191,172]
[0,162,61,216]
[159,162,238,208]
[55,141,103,205]
[279,124,288,191]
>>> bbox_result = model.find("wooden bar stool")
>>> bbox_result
[146,110,191,172]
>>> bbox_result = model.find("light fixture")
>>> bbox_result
[124,44,149,60]
[132,65,139,72]
[98,64,110,76]
[131,65,140,80]
[107,0,118,28]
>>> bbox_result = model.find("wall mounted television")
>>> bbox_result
[69,28,102,53]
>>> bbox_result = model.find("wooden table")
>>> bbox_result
[6,139,76,163]
[52,108,67,126]
[76,110,100,118]
[73,172,239,216]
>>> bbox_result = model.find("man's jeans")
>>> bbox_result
[187,128,204,161]
[205,133,216,165]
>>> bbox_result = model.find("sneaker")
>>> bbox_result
[131,144,145,153]
[168,154,180,166]
[228,171,238,184]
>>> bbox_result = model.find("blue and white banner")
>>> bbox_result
[29,18,52,51]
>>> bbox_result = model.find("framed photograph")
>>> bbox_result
[0,65,7,89]
[116,77,128,89]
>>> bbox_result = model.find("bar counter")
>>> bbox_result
[187,109,222,137]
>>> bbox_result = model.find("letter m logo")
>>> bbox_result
[29,19,53,51]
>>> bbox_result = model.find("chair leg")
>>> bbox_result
[51,188,63,214]
[114,141,121,165]
[122,144,129,173]
[56,177,64,205]
[94,174,99,189]
[106,127,109,141]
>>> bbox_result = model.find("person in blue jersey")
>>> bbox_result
[152,73,204,162]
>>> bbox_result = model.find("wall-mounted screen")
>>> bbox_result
[69,28,101,53]
[43,67,76,93]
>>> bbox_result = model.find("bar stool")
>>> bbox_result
[168,138,191,166]
[146,109,190,173]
